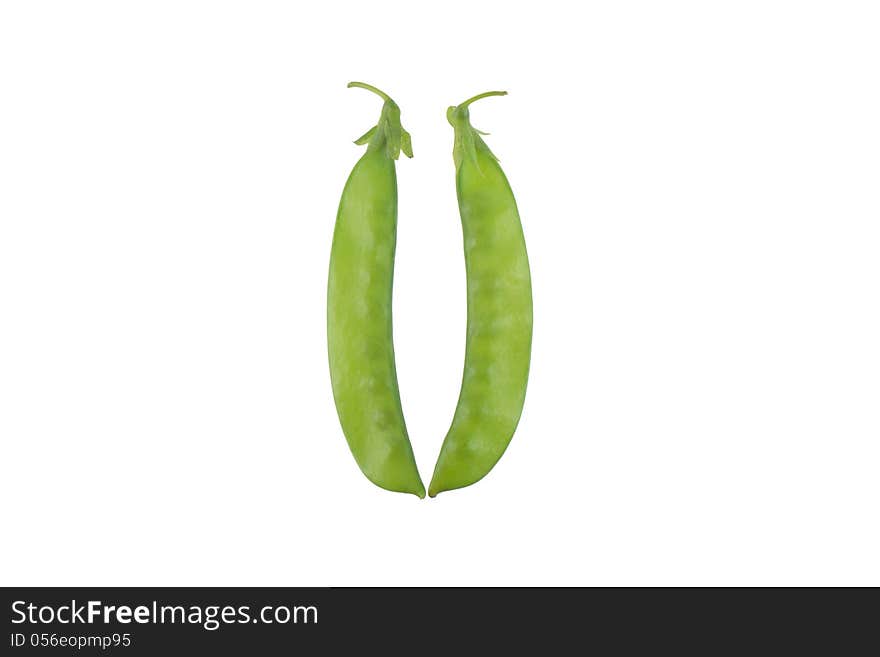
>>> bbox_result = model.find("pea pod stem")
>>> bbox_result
[446,90,508,169]
[347,81,413,160]
[347,81,392,102]
[457,90,508,108]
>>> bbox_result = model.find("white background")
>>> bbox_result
[1,1,878,586]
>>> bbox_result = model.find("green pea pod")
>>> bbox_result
[327,82,424,498]
[429,91,533,497]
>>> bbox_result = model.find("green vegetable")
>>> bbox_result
[429,91,533,497]
[327,82,424,498]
